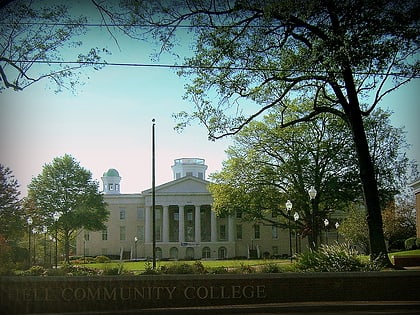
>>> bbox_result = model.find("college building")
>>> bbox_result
[75,158,319,260]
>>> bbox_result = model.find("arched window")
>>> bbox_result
[202,247,211,259]
[218,247,227,259]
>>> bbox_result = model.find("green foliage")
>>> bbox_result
[260,263,283,274]
[338,206,370,254]
[1,1,109,92]
[296,243,384,272]
[102,263,128,275]
[0,165,23,241]
[404,237,419,250]
[27,154,109,263]
[159,261,208,275]
[95,255,111,263]
[22,265,46,276]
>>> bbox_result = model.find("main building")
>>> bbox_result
[76,158,306,260]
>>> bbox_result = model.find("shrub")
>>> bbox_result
[103,263,127,275]
[261,263,283,273]
[237,262,255,274]
[22,265,46,276]
[95,255,111,263]
[404,237,418,250]
[296,243,383,272]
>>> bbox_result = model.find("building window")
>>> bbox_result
[119,208,126,220]
[202,247,211,259]
[109,184,114,191]
[186,172,193,176]
[174,213,179,221]
[137,225,144,241]
[84,231,90,241]
[236,224,243,240]
[102,228,108,241]
[137,208,144,220]
[120,226,126,241]
[198,172,204,179]
[219,224,226,240]
[115,184,119,191]
[254,224,260,240]
[176,172,181,179]
[156,225,162,242]
[272,226,278,239]
[186,210,193,221]
[272,246,279,256]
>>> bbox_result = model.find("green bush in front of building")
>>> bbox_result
[296,243,384,272]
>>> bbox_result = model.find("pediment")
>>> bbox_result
[142,176,210,195]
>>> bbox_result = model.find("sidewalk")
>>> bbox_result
[127,301,420,315]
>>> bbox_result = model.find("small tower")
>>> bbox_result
[171,158,208,180]
[101,168,121,194]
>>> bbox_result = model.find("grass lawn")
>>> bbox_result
[389,249,420,257]
[73,249,420,274]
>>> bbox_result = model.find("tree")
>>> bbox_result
[0,164,23,241]
[0,0,108,92]
[27,154,108,263]
[337,205,370,254]
[110,0,419,265]
[382,197,417,250]
[210,102,360,249]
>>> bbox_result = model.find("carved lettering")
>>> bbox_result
[7,284,266,303]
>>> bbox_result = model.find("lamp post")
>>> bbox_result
[134,236,138,260]
[53,211,61,268]
[152,118,156,269]
[27,217,33,267]
[42,226,47,267]
[293,212,300,254]
[32,227,37,265]
[308,186,317,249]
[286,200,293,263]
[324,218,329,244]
[335,222,340,242]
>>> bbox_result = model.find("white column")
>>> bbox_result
[145,206,151,243]
[211,209,217,242]
[178,205,185,243]
[162,205,169,243]
[228,215,235,242]
[195,205,201,243]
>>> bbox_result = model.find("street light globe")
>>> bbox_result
[134,236,138,242]
[53,211,61,221]
[324,218,329,227]
[293,212,299,221]
[308,186,317,200]
[27,217,33,225]
[286,200,293,211]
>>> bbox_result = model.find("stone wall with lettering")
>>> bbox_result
[1,272,420,314]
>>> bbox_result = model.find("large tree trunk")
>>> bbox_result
[346,105,391,266]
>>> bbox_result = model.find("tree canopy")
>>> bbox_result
[210,105,416,249]
[108,0,419,264]
[26,154,108,262]
[0,0,108,92]
[0,164,23,241]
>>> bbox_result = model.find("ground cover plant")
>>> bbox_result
[10,247,420,276]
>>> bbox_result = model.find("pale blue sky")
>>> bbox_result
[0,1,419,196]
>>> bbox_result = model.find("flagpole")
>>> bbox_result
[152,118,156,269]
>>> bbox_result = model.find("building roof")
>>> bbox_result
[102,168,120,177]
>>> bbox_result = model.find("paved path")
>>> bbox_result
[132,301,420,315]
